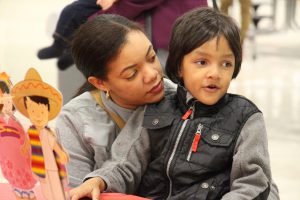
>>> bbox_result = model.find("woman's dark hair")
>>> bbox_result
[165,7,242,83]
[72,14,143,96]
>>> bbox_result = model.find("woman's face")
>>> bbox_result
[102,31,164,109]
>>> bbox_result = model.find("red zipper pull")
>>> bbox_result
[187,123,204,161]
[182,107,193,120]
[192,133,201,152]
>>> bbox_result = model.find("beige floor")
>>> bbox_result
[1,0,300,199]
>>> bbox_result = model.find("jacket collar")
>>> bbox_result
[177,84,228,118]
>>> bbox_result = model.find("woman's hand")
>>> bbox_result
[70,177,106,200]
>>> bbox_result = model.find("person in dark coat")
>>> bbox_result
[37,0,208,70]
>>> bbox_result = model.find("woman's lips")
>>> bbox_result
[148,81,163,94]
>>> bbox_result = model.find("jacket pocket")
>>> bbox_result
[186,126,235,170]
[143,114,176,159]
[201,128,234,147]
[142,114,175,129]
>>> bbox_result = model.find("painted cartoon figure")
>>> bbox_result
[11,68,69,200]
[0,72,37,200]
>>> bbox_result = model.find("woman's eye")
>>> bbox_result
[126,70,138,80]
[148,55,156,63]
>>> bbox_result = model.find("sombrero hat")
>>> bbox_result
[11,68,62,120]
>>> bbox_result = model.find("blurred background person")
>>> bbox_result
[38,0,208,71]
[37,0,104,70]
[220,0,252,46]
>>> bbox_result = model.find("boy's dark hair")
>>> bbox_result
[72,14,143,96]
[24,96,50,111]
[166,7,242,83]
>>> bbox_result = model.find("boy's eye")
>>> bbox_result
[222,61,233,68]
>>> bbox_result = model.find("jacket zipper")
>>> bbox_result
[187,123,203,161]
[182,102,195,120]
[166,119,189,199]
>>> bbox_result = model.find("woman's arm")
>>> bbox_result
[84,106,150,193]
[56,97,118,188]
[56,107,95,187]
[69,106,150,200]
[222,112,279,200]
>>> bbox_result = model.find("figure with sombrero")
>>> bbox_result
[0,72,37,200]
[11,68,69,200]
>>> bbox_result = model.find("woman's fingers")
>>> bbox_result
[70,187,92,200]
[92,187,101,200]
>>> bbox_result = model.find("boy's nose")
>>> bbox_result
[207,65,221,79]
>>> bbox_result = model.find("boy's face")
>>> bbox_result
[180,35,235,105]
[25,97,49,128]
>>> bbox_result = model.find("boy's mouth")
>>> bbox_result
[207,84,219,89]
[203,84,220,92]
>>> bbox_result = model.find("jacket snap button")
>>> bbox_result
[211,134,219,141]
[210,185,216,191]
[152,118,159,125]
[201,182,209,189]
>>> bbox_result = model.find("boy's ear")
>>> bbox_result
[88,76,109,92]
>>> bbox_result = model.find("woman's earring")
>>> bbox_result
[106,90,110,100]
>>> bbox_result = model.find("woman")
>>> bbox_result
[55,14,175,193]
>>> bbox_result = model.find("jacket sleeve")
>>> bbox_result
[84,106,150,194]
[268,179,280,200]
[91,0,165,20]
[56,103,117,188]
[221,112,276,200]
[56,107,97,187]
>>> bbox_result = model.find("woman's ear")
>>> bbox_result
[88,76,109,91]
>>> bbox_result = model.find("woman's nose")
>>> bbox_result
[143,64,159,83]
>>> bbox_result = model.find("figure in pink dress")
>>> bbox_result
[0,72,37,200]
